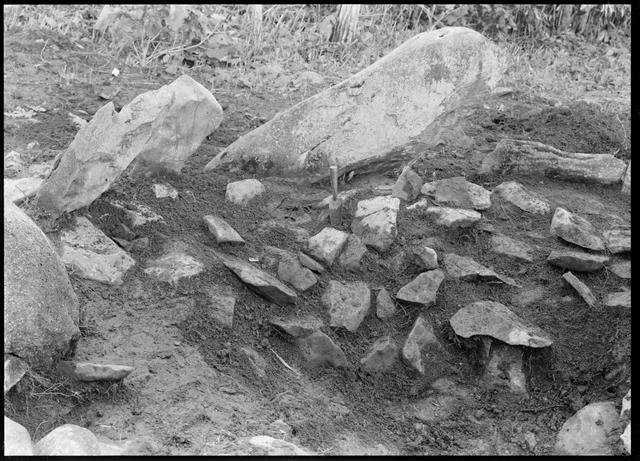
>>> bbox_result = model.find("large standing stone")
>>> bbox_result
[480,139,627,185]
[422,176,491,210]
[391,166,423,201]
[550,207,605,251]
[203,215,245,244]
[547,250,609,272]
[449,301,553,347]
[360,336,399,373]
[402,316,440,374]
[322,281,371,332]
[602,228,630,254]
[277,255,318,291]
[337,233,368,270]
[425,206,481,228]
[554,402,618,455]
[296,330,349,369]
[443,253,518,286]
[204,27,502,180]
[351,196,400,252]
[490,233,534,263]
[60,216,136,285]
[561,272,597,308]
[37,75,222,214]
[35,424,102,455]
[491,181,551,215]
[4,416,34,455]
[396,270,444,307]
[225,179,266,206]
[4,202,80,368]
[307,227,349,265]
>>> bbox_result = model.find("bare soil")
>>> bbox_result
[4,29,630,455]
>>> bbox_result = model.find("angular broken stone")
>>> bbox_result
[547,250,609,272]
[322,281,371,332]
[422,176,491,211]
[204,28,502,181]
[71,362,134,382]
[225,179,266,206]
[277,256,318,292]
[604,290,630,308]
[396,270,444,307]
[4,356,29,394]
[337,233,367,270]
[449,300,553,347]
[297,252,325,273]
[307,227,349,265]
[554,402,619,455]
[621,161,630,195]
[391,166,423,201]
[144,249,203,284]
[221,255,297,306]
[550,207,605,251]
[37,75,222,214]
[480,139,627,185]
[411,245,438,269]
[608,261,630,279]
[491,181,551,215]
[602,228,630,254]
[4,176,43,204]
[296,330,349,369]
[360,336,399,373]
[60,216,136,285]
[208,294,235,328]
[443,253,518,286]
[562,272,597,308]
[402,316,440,374]
[153,183,178,199]
[351,196,400,252]
[203,215,245,244]
[376,288,397,319]
[270,315,323,338]
[490,233,534,263]
[425,206,481,228]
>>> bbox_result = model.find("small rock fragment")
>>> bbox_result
[72,362,134,381]
[608,261,630,279]
[391,166,423,201]
[562,272,597,308]
[396,270,444,307]
[376,288,397,319]
[402,316,440,374]
[411,245,438,269]
[296,330,349,369]
[351,196,400,252]
[3,150,24,177]
[405,197,430,211]
[153,183,178,199]
[307,227,349,266]
[604,290,630,308]
[225,179,265,206]
[423,176,491,210]
[277,256,318,291]
[602,228,630,254]
[337,234,367,270]
[490,234,534,263]
[550,207,605,251]
[240,347,267,379]
[203,215,245,244]
[322,281,371,332]
[360,336,399,373]
[425,206,481,228]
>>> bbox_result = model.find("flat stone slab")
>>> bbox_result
[402,315,440,374]
[225,179,266,206]
[602,228,630,254]
[550,207,605,251]
[322,280,371,332]
[376,288,397,319]
[608,261,630,279]
[296,330,349,369]
[422,176,491,210]
[490,233,534,262]
[360,336,399,373]
[391,166,423,201]
[203,215,245,244]
[71,362,134,381]
[396,270,444,307]
[270,315,323,338]
[449,300,553,347]
[444,253,518,286]
[562,272,597,308]
[204,27,502,181]
[554,402,619,455]
[144,249,204,284]
[604,290,630,308]
[351,196,400,252]
[60,216,135,285]
[221,255,297,306]
[153,183,178,199]
[491,181,551,215]
[425,206,481,228]
[547,250,609,272]
[277,255,318,291]
[337,233,368,270]
[307,227,349,265]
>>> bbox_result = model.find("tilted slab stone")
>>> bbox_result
[550,207,605,251]
[444,253,519,286]
[449,300,553,347]
[480,139,627,185]
[307,227,349,265]
[322,280,371,332]
[360,336,399,373]
[270,315,323,338]
[391,166,423,201]
[205,27,502,181]
[485,342,527,395]
[562,272,597,308]
[490,233,534,263]
[491,181,551,215]
[425,206,481,228]
[297,252,325,273]
[554,402,618,455]
[411,245,438,269]
[351,196,400,252]
[221,255,297,306]
[602,228,630,254]
[547,249,609,272]
[37,75,222,214]
[396,270,444,307]
[60,216,136,285]
[422,176,491,210]
[296,330,349,369]
[203,215,245,244]
[402,316,440,374]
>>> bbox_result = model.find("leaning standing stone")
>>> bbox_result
[402,316,440,374]
[562,272,597,308]
[550,207,605,251]
[203,215,245,244]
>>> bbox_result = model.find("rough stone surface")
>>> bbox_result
[561,272,597,308]
[205,27,502,180]
[203,215,245,244]
[376,288,397,319]
[37,75,222,214]
[491,181,551,215]
[153,183,178,199]
[277,255,318,291]
[208,294,235,328]
[72,362,134,381]
[422,176,491,210]
[396,270,444,307]
[391,166,423,201]
[296,330,349,369]
[550,207,605,251]
[4,176,43,204]
[307,227,349,265]
[621,161,630,194]
[490,233,534,263]
[360,336,399,373]
[425,206,481,228]
[337,234,368,270]
[5,416,34,455]
[298,252,325,273]
[444,253,518,286]
[602,228,630,254]
[480,139,627,185]
[351,196,400,252]
[609,261,630,279]
[402,316,440,374]
[270,315,323,338]
[405,197,429,211]
[4,356,28,394]
[322,281,371,332]
[60,216,136,285]
[225,179,266,206]
[604,290,630,308]
[144,248,204,284]
[450,300,553,347]
[411,245,438,269]
[35,424,101,455]
[4,202,80,368]
[554,402,618,455]
[547,250,609,272]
